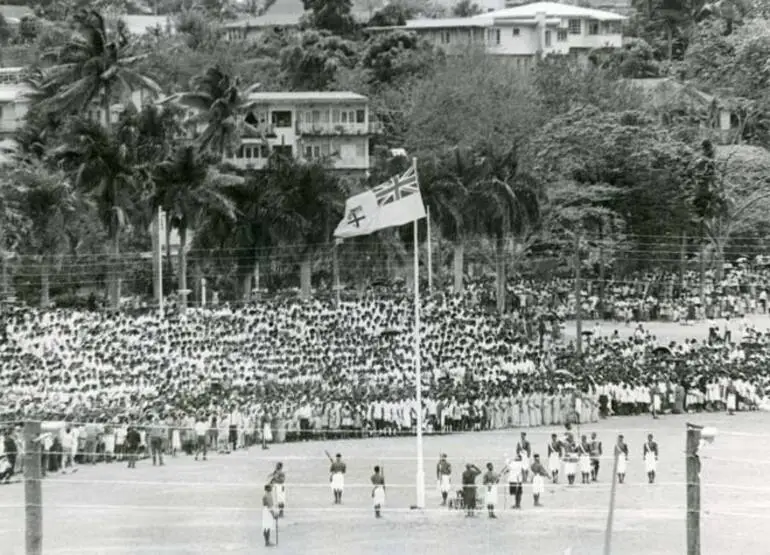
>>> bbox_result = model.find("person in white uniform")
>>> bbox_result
[614,435,629,484]
[262,485,278,547]
[329,453,346,504]
[436,453,452,506]
[371,465,386,518]
[482,462,500,518]
[643,433,659,484]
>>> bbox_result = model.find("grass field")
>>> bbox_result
[2,317,769,555]
[1,411,769,555]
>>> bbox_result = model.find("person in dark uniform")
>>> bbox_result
[461,463,482,517]
[125,426,141,469]
[436,454,452,506]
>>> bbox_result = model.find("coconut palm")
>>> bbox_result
[162,65,262,159]
[153,146,241,311]
[54,117,149,309]
[11,163,87,307]
[264,155,345,299]
[38,9,161,129]
[467,147,541,314]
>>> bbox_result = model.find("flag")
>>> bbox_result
[334,189,380,238]
[334,163,426,238]
[370,164,426,230]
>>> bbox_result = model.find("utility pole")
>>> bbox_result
[574,232,583,356]
[686,423,702,555]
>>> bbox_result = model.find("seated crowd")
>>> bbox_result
[1,269,770,480]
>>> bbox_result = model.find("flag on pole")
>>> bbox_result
[333,163,426,238]
[334,189,380,238]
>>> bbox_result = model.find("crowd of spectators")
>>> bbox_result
[1,266,770,480]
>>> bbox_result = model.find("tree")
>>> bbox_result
[264,156,345,299]
[11,163,86,307]
[38,10,161,132]
[358,30,441,89]
[452,0,482,17]
[368,2,416,26]
[302,0,357,36]
[164,65,262,158]
[54,116,149,309]
[590,38,663,78]
[153,146,240,311]
[280,30,358,91]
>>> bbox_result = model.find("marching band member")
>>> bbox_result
[530,454,550,507]
[436,453,452,506]
[516,432,532,482]
[643,433,659,484]
[547,433,562,484]
[578,435,592,484]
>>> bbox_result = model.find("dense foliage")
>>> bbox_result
[1,1,770,311]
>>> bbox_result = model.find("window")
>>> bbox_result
[355,142,365,158]
[487,28,500,45]
[271,111,292,128]
[332,109,340,123]
[273,145,293,157]
[312,110,321,123]
[568,19,581,34]
[441,31,451,44]
[588,21,599,35]
[356,110,365,124]
[512,27,520,36]
[545,30,551,47]
[557,29,567,42]
[260,144,269,158]
[305,145,321,159]
[321,110,329,123]
[341,111,348,124]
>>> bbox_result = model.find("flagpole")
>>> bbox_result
[413,157,426,509]
[427,206,433,295]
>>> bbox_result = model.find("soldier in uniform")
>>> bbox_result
[614,434,629,484]
[643,433,659,484]
[530,454,550,507]
[589,432,602,482]
[269,462,287,517]
[516,432,531,482]
[436,453,452,506]
[461,463,482,517]
[482,462,500,519]
[503,454,524,509]
[371,465,386,518]
[330,453,346,504]
[547,433,563,483]
[578,434,592,484]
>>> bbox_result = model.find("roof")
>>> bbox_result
[0,5,33,22]
[247,92,368,103]
[0,84,31,103]
[223,0,371,29]
[402,17,495,29]
[482,2,626,21]
[122,15,174,35]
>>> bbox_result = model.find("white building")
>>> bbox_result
[225,91,377,175]
[0,67,30,137]
[369,2,626,68]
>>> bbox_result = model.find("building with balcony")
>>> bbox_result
[225,91,376,175]
[368,2,626,68]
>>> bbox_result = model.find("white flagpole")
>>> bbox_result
[427,206,433,295]
[156,206,164,319]
[413,157,426,508]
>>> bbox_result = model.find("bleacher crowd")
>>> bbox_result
[1,267,770,481]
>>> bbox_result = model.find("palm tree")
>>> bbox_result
[153,146,240,311]
[38,10,161,130]
[55,117,149,309]
[11,163,86,307]
[265,155,345,299]
[162,66,262,159]
[468,148,541,314]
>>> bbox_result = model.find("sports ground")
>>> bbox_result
[1,318,769,554]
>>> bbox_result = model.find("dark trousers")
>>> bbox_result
[299,419,311,441]
[150,438,164,465]
[229,426,238,450]
[195,436,207,459]
[591,458,600,479]
[508,483,523,507]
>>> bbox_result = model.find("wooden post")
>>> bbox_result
[602,450,621,555]
[24,421,42,555]
[332,241,341,308]
[574,232,583,356]
[686,423,702,555]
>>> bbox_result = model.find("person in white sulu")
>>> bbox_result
[482,462,500,518]
[329,453,346,504]
[643,434,659,484]
[371,465,386,518]
[261,485,278,547]
[614,435,629,484]
[436,453,452,506]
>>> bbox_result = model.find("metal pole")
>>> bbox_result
[333,240,341,307]
[156,207,164,318]
[201,278,207,308]
[574,232,582,356]
[427,206,433,295]
[413,158,425,509]
[686,424,702,555]
[602,449,620,555]
[24,421,42,555]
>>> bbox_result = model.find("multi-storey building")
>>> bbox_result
[225,91,377,175]
[0,67,30,138]
[368,2,626,69]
